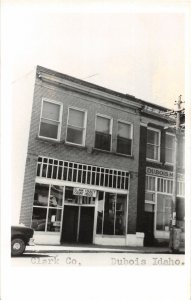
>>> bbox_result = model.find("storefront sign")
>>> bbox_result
[73,188,97,198]
[146,167,184,180]
[146,167,173,178]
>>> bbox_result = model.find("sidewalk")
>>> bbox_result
[26,244,185,254]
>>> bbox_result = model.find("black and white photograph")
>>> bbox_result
[1,0,191,300]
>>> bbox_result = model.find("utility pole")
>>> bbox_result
[159,95,185,252]
[167,95,185,252]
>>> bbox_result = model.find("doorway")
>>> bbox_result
[61,205,95,244]
[144,211,154,246]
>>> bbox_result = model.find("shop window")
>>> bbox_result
[66,107,87,146]
[116,121,133,155]
[156,194,172,231]
[157,178,173,194]
[146,128,160,161]
[145,176,156,191]
[165,133,175,164]
[95,115,112,151]
[177,181,185,197]
[32,184,63,232]
[39,99,62,140]
[97,192,126,236]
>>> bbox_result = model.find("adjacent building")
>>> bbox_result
[18,66,185,247]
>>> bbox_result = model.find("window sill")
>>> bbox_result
[164,162,174,167]
[92,148,134,158]
[64,142,87,150]
[146,159,162,165]
[36,136,61,144]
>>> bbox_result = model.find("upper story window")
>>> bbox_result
[95,115,112,151]
[117,121,133,155]
[165,133,175,164]
[146,128,160,161]
[39,99,62,140]
[66,107,87,146]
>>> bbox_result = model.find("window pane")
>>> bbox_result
[115,194,126,235]
[103,193,115,235]
[31,207,47,231]
[96,116,110,133]
[64,186,77,204]
[165,149,174,163]
[117,137,131,155]
[156,194,172,231]
[49,185,63,207]
[47,209,62,232]
[95,132,111,151]
[118,122,131,139]
[67,127,83,144]
[68,109,84,127]
[147,130,159,145]
[39,120,58,139]
[33,183,49,206]
[42,101,60,121]
[146,144,155,159]
[145,192,155,202]
[166,135,175,148]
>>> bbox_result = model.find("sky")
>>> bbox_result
[5,4,185,109]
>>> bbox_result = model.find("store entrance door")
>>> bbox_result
[144,211,154,246]
[61,205,95,244]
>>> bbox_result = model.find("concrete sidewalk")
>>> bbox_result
[26,244,185,254]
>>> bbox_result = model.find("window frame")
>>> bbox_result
[38,98,63,141]
[116,119,133,156]
[146,127,161,162]
[65,106,87,147]
[94,113,113,152]
[165,132,175,165]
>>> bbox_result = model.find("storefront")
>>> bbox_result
[31,156,130,245]
[144,167,185,243]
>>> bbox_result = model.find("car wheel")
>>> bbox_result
[11,238,26,256]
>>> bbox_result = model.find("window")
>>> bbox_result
[37,156,129,190]
[146,176,156,191]
[96,192,127,236]
[95,115,112,151]
[39,99,62,140]
[165,133,175,164]
[66,107,87,146]
[156,194,172,231]
[146,128,160,161]
[157,178,173,194]
[117,121,133,155]
[32,184,63,232]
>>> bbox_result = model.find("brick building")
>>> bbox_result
[17,66,185,247]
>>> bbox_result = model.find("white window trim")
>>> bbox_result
[38,98,63,141]
[95,113,113,151]
[146,127,161,162]
[117,119,133,156]
[65,106,87,147]
[165,132,175,165]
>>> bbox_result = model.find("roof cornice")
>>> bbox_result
[37,71,143,110]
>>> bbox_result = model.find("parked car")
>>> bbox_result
[11,225,35,256]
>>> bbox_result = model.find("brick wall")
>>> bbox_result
[20,73,141,232]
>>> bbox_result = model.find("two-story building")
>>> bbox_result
[17,66,185,247]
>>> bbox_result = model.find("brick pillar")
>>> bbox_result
[19,154,38,226]
[127,173,138,234]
